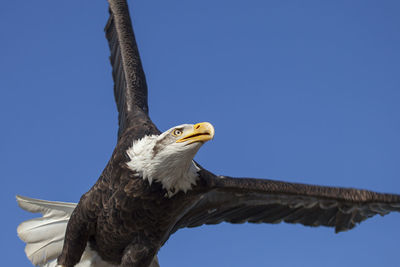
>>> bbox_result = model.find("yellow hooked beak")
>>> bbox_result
[176,122,215,144]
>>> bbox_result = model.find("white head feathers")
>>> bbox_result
[125,123,214,196]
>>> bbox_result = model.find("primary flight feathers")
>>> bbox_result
[175,171,400,233]
[105,0,159,140]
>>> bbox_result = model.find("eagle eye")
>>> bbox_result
[172,129,183,137]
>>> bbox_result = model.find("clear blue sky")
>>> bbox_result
[1,1,400,266]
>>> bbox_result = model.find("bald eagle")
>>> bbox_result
[17,1,400,267]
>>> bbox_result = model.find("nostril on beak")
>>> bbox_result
[195,125,200,129]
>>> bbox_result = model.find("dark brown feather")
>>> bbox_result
[105,0,159,140]
[171,169,400,234]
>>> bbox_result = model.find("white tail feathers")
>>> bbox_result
[16,195,118,267]
[16,195,160,267]
[17,195,76,267]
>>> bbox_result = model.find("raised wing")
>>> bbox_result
[175,170,400,233]
[106,0,159,140]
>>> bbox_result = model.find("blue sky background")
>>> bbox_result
[1,1,400,266]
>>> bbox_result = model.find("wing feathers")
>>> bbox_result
[106,0,158,140]
[176,172,400,233]
[212,175,400,204]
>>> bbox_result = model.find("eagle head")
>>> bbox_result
[126,122,215,196]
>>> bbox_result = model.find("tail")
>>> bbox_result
[17,196,160,267]
[16,195,76,267]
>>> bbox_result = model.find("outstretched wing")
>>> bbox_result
[175,170,400,233]
[106,0,159,140]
